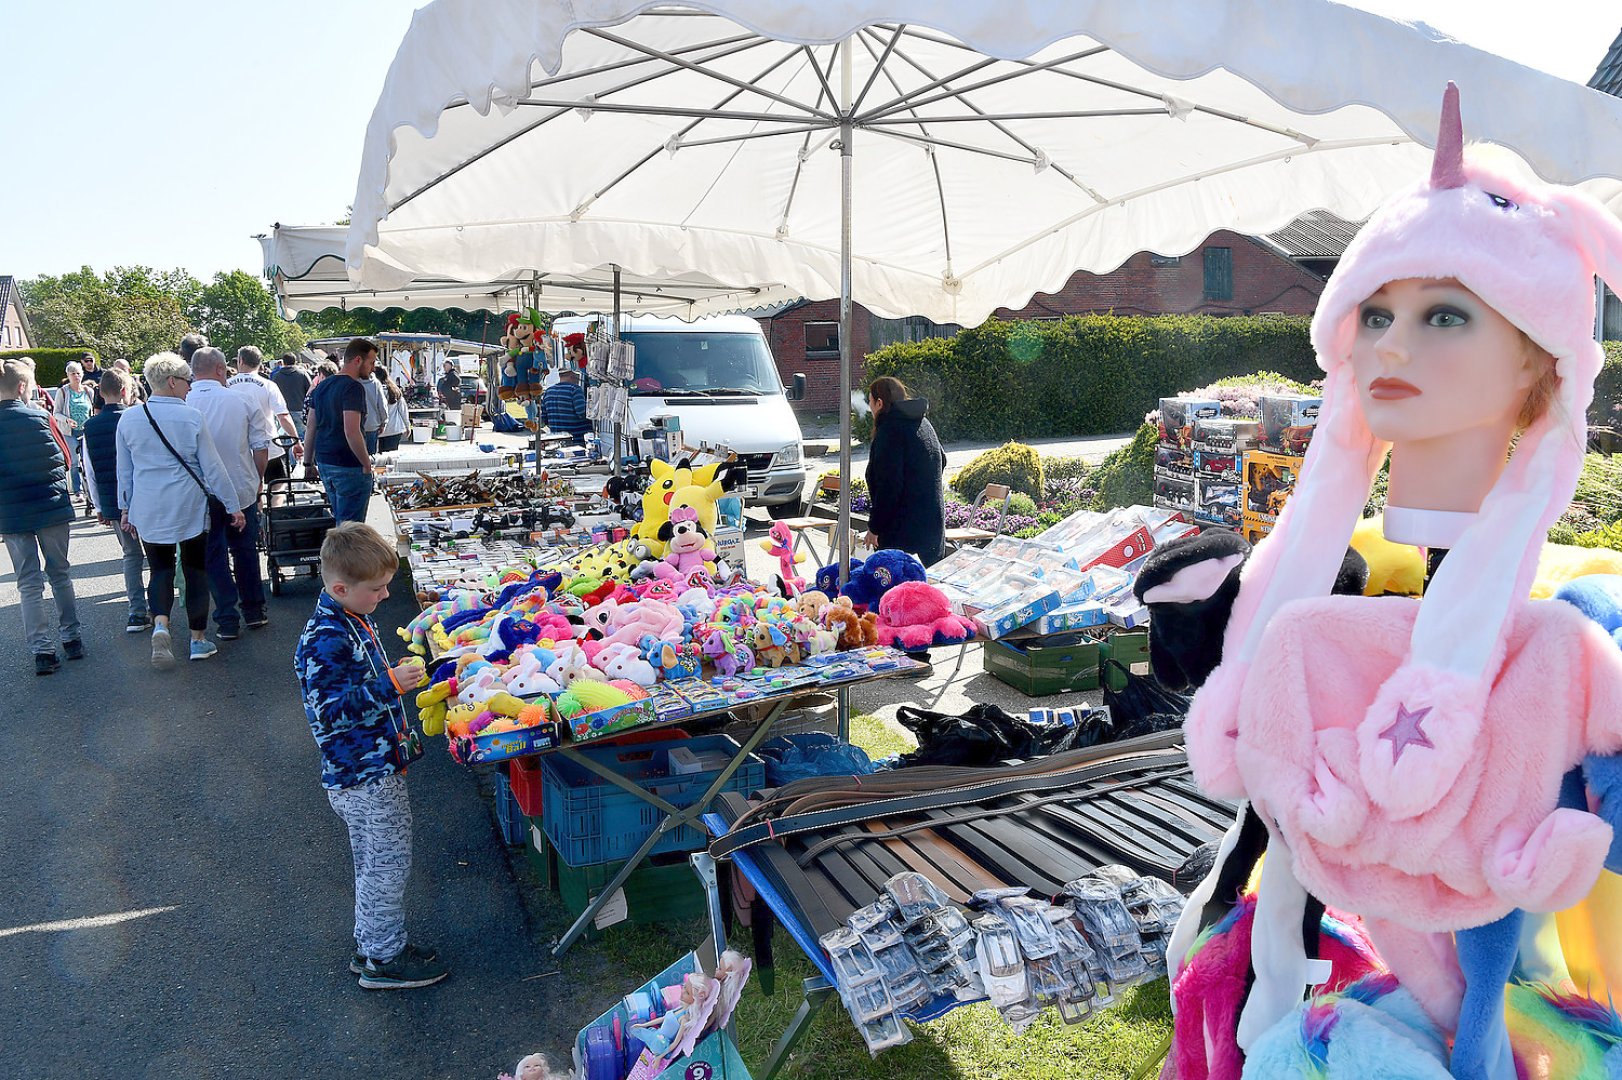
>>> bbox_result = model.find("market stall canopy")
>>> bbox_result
[348,0,1622,327]
[261,224,800,319]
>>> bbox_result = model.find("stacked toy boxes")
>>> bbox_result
[1153,398,1220,516]
[1241,394,1322,541]
[1190,418,1258,530]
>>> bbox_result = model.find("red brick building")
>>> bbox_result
[760,222,1348,413]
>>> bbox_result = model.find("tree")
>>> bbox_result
[188,270,307,359]
[20,265,200,363]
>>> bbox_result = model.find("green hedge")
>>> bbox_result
[862,315,1316,442]
[0,348,99,388]
[1596,341,1622,425]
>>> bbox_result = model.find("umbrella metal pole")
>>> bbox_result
[613,264,623,476]
[837,44,854,741]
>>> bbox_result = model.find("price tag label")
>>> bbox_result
[593,888,629,929]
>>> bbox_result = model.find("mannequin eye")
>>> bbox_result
[1427,307,1469,328]
[1359,307,1392,330]
[1485,191,1517,210]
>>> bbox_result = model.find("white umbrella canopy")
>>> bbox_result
[349,0,1622,324]
[261,224,798,318]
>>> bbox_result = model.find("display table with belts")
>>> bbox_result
[696,731,1233,1079]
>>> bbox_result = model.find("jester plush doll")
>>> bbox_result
[1162,84,1622,1079]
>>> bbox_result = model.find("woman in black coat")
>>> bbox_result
[863,376,948,566]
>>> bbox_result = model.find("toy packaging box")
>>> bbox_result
[1258,394,1322,454]
[1242,450,1303,524]
[1241,512,1274,544]
[1158,398,1222,450]
[955,571,1063,639]
[1193,449,1243,484]
[1195,479,1242,529]
[568,697,661,743]
[1191,416,1259,455]
[574,951,753,1080]
[448,716,562,765]
[1153,469,1196,514]
[1154,444,1194,476]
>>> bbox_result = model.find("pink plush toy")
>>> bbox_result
[660,506,715,576]
[873,582,976,650]
[601,598,686,652]
[761,520,806,597]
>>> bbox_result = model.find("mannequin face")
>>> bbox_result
[1351,277,1537,445]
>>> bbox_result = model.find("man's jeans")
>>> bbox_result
[320,465,372,525]
[114,524,148,619]
[205,503,264,632]
[3,523,80,655]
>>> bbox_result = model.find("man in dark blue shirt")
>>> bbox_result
[540,369,591,444]
[303,338,378,524]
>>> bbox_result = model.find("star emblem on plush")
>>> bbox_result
[1379,703,1436,762]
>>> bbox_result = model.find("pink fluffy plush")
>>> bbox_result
[873,582,976,649]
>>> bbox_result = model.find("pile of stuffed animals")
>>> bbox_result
[400,537,975,741]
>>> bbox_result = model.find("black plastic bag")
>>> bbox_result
[891,702,1103,767]
[1101,659,1191,740]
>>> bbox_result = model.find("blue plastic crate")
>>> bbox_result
[541,734,764,868]
[492,770,527,847]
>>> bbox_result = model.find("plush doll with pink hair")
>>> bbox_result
[872,581,975,650]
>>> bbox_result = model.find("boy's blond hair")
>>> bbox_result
[320,522,399,587]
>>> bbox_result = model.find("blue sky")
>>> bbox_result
[2,0,1616,282]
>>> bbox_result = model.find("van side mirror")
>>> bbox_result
[789,373,807,401]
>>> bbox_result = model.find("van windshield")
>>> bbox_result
[622,332,782,397]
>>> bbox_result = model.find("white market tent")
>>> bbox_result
[260,224,800,319]
[344,0,1622,607]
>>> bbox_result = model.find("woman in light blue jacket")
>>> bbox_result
[116,352,242,667]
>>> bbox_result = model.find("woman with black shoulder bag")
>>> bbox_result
[114,352,244,668]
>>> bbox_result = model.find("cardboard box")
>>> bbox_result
[1155,444,1194,475]
[567,697,660,742]
[1193,449,1243,484]
[1153,468,1197,514]
[1195,479,1242,529]
[1191,417,1260,454]
[712,525,744,570]
[1258,394,1322,454]
[1243,450,1303,523]
[1241,511,1274,544]
[1158,398,1222,450]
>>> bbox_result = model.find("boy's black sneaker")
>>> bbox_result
[126,613,153,633]
[357,948,448,990]
[63,639,85,661]
[246,614,269,630]
[350,942,438,975]
[34,653,60,676]
[217,626,241,641]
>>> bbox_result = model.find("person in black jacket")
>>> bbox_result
[82,368,149,633]
[863,376,948,566]
[0,358,83,674]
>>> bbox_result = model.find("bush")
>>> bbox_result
[0,347,98,388]
[950,441,1045,500]
[1007,492,1038,516]
[862,314,1316,441]
[1595,341,1622,425]
[1087,423,1158,511]
[1042,454,1090,481]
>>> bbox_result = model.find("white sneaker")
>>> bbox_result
[152,626,174,669]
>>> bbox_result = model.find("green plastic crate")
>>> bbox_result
[1100,631,1152,691]
[528,828,707,933]
[983,634,1102,696]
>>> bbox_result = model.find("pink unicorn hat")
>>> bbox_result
[1188,82,1622,819]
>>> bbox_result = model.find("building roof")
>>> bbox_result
[1263,211,1363,258]
[0,276,34,347]
[1592,26,1622,95]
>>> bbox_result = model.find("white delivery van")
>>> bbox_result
[552,314,809,515]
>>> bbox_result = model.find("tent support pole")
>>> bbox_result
[613,264,623,477]
[837,43,854,743]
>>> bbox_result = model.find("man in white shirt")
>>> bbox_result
[189,347,269,638]
[229,346,300,493]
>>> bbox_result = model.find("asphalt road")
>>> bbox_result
[0,504,614,1080]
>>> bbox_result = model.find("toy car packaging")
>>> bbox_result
[1154,444,1194,476]
[1190,416,1259,455]
[1242,450,1303,524]
[1257,394,1322,454]
[1157,398,1221,451]
[1195,479,1242,529]
[1152,469,1196,514]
